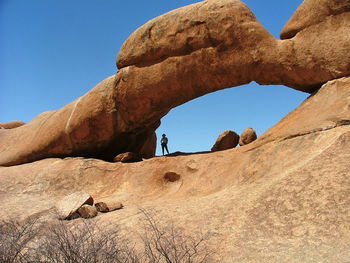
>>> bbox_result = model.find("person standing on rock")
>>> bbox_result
[161,134,169,155]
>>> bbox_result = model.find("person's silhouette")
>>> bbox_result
[161,134,169,155]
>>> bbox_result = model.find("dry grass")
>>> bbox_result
[0,210,213,263]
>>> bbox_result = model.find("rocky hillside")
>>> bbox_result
[0,0,349,262]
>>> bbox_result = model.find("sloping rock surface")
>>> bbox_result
[0,121,25,129]
[0,78,349,262]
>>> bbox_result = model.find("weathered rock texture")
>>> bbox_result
[211,130,239,151]
[281,0,350,39]
[139,132,157,159]
[55,192,94,220]
[0,0,349,166]
[0,77,349,262]
[95,201,123,213]
[239,127,257,146]
[78,204,98,219]
[0,121,25,129]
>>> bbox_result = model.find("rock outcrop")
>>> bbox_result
[1,77,349,261]
[239,127,257,146]
[0,121,25,129]
[0,0,349,166]
[281,0,350,39]
[211,130,239,151]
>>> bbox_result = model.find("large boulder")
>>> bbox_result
[0,0,349,166]
[239,127,257,146]
[211,130,239,151]
[55,192,94,220]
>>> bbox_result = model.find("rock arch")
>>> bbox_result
[0,0,349,166]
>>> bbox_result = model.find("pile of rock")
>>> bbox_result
[211,128,257,151]
[55,192,123,220]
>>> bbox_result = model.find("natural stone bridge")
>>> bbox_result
[0,0,349,166]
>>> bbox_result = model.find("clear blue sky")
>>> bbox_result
[0,0,306,156]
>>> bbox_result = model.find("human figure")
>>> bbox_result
[161,134,169,155]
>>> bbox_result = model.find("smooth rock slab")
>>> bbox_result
[55,192,94,220]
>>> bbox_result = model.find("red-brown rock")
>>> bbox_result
[239,127,257,146]
[95,201,123,212]
[211,130,239,152]
[139,132,157,159]
[77,204,98,219]
[281,0,350,39]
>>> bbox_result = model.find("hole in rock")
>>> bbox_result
[156,82,308,156]
[164,172,181,182]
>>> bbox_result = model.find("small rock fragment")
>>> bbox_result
[95,201,123,212]
[78,205,98,219]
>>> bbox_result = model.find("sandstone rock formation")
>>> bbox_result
[239,127,257,146]
[0,0,349,166]
[0,121,25,129]
[1,77,349,262]
[281,0,350,39]
[211,130,239,151]
[55,192,94,220]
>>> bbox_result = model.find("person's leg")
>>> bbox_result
[165,144,169,154]
[161,144,165,155]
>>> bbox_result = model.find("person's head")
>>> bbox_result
[162,134,166,137]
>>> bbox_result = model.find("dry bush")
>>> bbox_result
[34,220,139,263]
[0,219,38,263]
[0,210,213,263]
[139,209,213,263]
